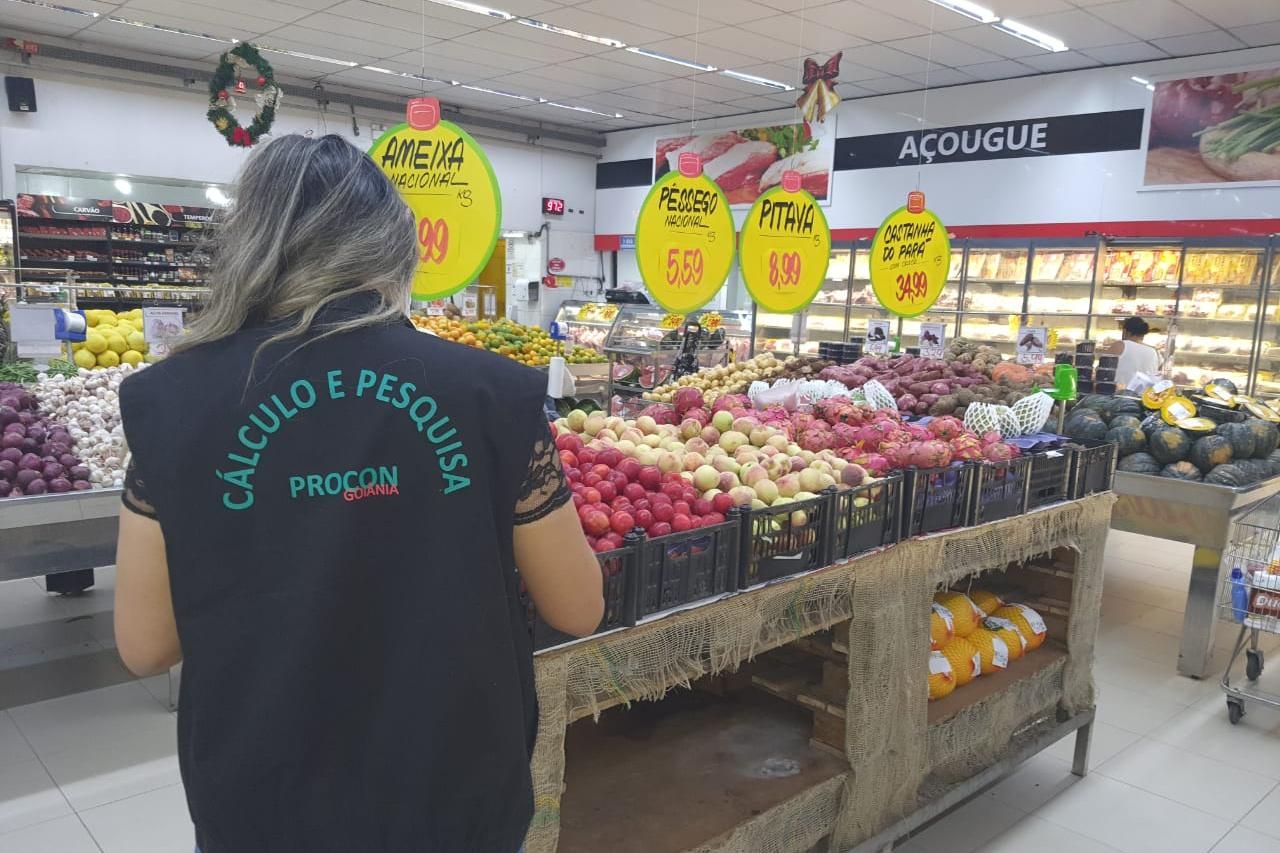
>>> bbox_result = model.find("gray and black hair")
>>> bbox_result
[173,133,418,359]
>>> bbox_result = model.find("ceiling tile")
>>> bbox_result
[729,61,805,83]
[485,72,600,99]
[77,21,230,60]
[840,43,936,75]
[1089,0,1216,40]
[390,41,544,73]
[288,13,437,51]
[0,2,110,36]
[531,8,668,46]
[992,0,1073,13]
[728,93,804,111]
[902,67,978,86]
[264,25,413,61]
[250,50,360,78]
[1176,0,1280,29]
[576,0,706,36]
[695,26,805,62]
[115,1,283,39]
[1015,9,1134,48]
[1151,29,1247,56]
[325,67,455,93]
[641,0,780,25]
[579,91,686,116]
[756,0,824,12]
[358,0,528,29]
[957,59,1038,80]
[1017,50,1102,72]
[1230,20,1280,48]
[856,75,923,93]
[855,0,978,31]
[551,54,675,85]
[1079,41,1169,64]
[452,26,587,63]
[618,75,750,105]
[325,2,480,40]
[946,24,1046,58]
[736,14,866,54]
[628,37,760,71]
[885,33,1003,65]
[186,0,318,25]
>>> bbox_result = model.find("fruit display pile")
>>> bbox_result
[72,309,150,370]
[411,316,606,366]
[1066,385,1280,487]
[929,589,1048,701]
[32,366,134,489]
[0,382,92,497]
[553,385,1019,548]
[640,353,831,406]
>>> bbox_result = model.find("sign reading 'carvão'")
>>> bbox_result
[370,98,501,301]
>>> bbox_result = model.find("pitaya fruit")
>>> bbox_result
[791,412,818,433]
[905,423,932,441]
[683,407,710,427]
[863,454,891,476]
[927,416,965,442]
[953,444,985,461]
[984,442,1016,462]
[638,404,677,425]
[913,440,953,469]
[831,422,860,449]
[671,386,704,416]
[799,427,832,452]
[890,443,919,469]
[980,431,1003,448]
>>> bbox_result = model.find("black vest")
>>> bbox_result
[120,300,542,852]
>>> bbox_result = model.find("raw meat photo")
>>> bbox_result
[654,119,837,205]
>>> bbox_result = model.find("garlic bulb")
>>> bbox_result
[33,364,142,488]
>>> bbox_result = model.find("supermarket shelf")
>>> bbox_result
[1173,316,1260,325]
[927,643,1067,726]
[18,258,110,266]
[16,233,110,243]
[110,239,204,248]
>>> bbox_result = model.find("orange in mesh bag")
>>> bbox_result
[928,650,955,701]
[982,615,1027,661]
[930,603,954,651]
[967,628,1011,674]
[941,637,981,687]
[969,589,1004,616]
[994,603,1048,651]
[933,591,983,637]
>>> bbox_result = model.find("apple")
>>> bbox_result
[742,463,769,487]
[638,466,662,490]
[798,468,824,493]
[605,416,626,434]
[584,414,606,436]
[732,416,759,434]
[660,439,685,453]
[671,514,692,532]
[642,435,663,448]
[614,440,637,455]
[711,410,734,433]
[559,450,579,469]
[554,417,570,434]
[661,482,685,502]
[728,485,758,506]
[583,487,603,504]
[583,509,610,536]
[766,434,789,451]
[751,498,767,509]
[760,445,778,458]
[682,452,706,472]
[717,471,741,492]
[650,521,673,537]
[617,458,642,481]
[704,512,726,525]
[711,455,740,474]
[749,427,774,447]
[841,464,867,487]
[624,482,646,502]
[776,473,801,498]
[597,448,622,468]
[790,509,809,528]
[817,472,837,490]
[635,415,658,435]
[597,481,618,502]
[572,492,585,509]
[790,456,808,473]
[719,430,749,453]
[700,425,721,446]
[673,500,691,517]
[683,437,710,456]
[693,465,720,491]
[680,419,702,441]
[596,428,618,443]
[753,478,779,505]
[693,498,713,516]
[652,503,675,523]
[566,409,589,432]
[799,450,816,464]
[634,508,654,530]
[604,532,624,549]
[786,443,802,456]
[611,512,635,535]
[583,473,602,487]
[556,433,584,454]
[635,447,659,467]
[808,459,833,476]
[620,427,644,443]
[578,447,597,466]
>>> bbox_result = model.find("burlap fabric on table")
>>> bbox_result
[524,493,1114,853]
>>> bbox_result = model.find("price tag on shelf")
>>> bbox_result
[738,176,831,314]
[370,98,501,301]
[866,319,892,355]
[634,155,735,314]
[142,306,184,357]
[918,322,945,359]
[1016,325,1047,365]
[869,192,951,318]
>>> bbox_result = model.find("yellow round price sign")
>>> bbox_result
[370,98,501,301]
[635,165,735,314]
[739,182,831,313]
[869,193,950,318]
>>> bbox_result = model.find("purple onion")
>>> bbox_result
[0,480,12,497]
[47,443,69,458]
[17,411,34,426]
[68,465,90,481]
[47,478,71,494]
[24,478,46,495]
[0,448,21,465]
[49,430,70,445]
[0,396,21,412]
[1,433,23,451]
[18,453,40,471]
[4,422,24,435]
[42,462,65,481]
[14,469,39,489]
[0,461,15,480]
[0,405,16,426]
[26,426,46,445]
[72,480,92,491]
[19,438,36,453]
[58,454,77,469]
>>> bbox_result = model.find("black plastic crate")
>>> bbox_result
[830,473,903,561]
[530,534,640,651]
[634,516,740,620]
[1026,447,1075,510]
[969,456,1032,526]
[1070,439,1117,498]
[902,464,976,537]
[739,489,836,588]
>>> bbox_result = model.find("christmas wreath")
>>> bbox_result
[206,43,283,147]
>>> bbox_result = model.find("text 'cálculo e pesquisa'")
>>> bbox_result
[215,368,471,511]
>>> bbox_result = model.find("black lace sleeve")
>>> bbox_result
[121,456,158,519]
[514,419,571,525]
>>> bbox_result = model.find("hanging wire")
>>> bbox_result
[916,3,936,191]
[421,0,429,95]
[689,0,702,133]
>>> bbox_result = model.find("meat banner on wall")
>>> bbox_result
[653,118,837,206]
[1144,64,1280,188]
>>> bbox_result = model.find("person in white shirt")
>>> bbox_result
[1106,316,1161,388]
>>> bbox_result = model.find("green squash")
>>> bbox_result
[1216,422,1257,459]
[1109,395,1145,420]
[1140,413,1166,436]
[1075,395,1111,413]
[1160,461,1202,481]
[1148,428,1191,464]
[1109,415,1143,432]
[1245,418,1279,458]
[1190,435,1235,473]
[1205,463,1252,488]
[1106,425,1146,456]
[1065,415,1108,442]
[1117,452,1162,474]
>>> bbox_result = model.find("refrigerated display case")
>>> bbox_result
[846,242,893,343]
[901,248,965,349]
[1257,249,1280,396]
[0,201,16,288]
[552,300,617,353]
[754,244,860,357]
[1167,242,1265,392]
[1024,242,1097,354]
[957,242,1025,355]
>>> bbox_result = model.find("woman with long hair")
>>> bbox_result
[112,133,603,852]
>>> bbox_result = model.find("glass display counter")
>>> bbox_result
[552,300,617,353]
[1257,252,1280,396]
[755,245,858,357]
[1167,243,1264,392]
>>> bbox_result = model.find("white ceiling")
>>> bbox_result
[1,0,1279,130]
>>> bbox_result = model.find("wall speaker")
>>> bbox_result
[5,77,36,112]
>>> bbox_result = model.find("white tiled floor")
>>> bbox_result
[0,531,1278,852]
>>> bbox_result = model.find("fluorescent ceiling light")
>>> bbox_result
[925,0,997,24]
[205,187,230,207]
[993,18,1068,52]
[113,178,132,196]
[515,18,624,48]
[543,101,623,119]
[260,46,358,67]
[360,65,458,86]
[105,16,231,43]
[625,47,717,72]
[1131,75,1155,91]
[3,0,97,19]
[720,69,795,91]
[424,0,512,21]
[461,84,536,101]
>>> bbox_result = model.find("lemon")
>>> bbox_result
[928,650,955,701]
[970,589,1004,616]
[96,350,120,368]
[73,348,97,369]
[934,591,982,638]
[85,332,108,354]
[85,311,101,327]
[993,604,1047,651]
[121,349,143,367]
[125,331,147,351]
[941,637,981,687]
[105,335,128,354]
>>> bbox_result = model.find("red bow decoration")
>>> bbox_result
[231,126,254,147]
[796,52,842,123]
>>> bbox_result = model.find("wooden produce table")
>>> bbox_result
[525,493,1114,853]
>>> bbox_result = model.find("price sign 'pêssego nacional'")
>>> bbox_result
[739,171,831,313]
[371,98,501,301]
[869,191,951,318]
[635,153,736,314]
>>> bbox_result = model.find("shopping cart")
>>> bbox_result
[1218,493,1280,724]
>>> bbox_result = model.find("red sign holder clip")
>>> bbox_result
[907,190,926,214]
[677,152,702,178]
[407,97,441,131]
[781,170,803,193]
